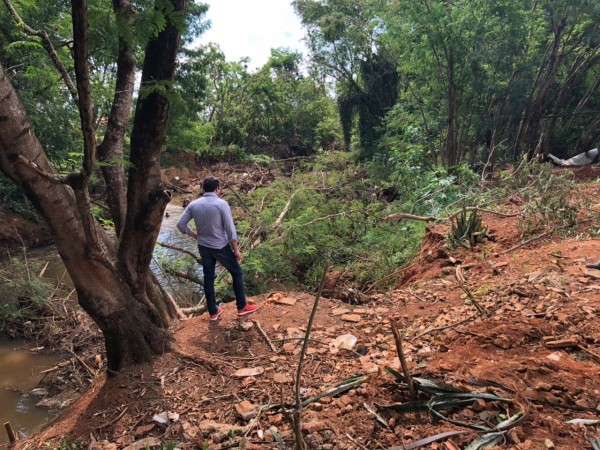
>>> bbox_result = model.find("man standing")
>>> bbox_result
[177,177,259,320]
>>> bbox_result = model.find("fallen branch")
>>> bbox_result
[446,206,519,221]
[4,421,16,444]
[180,303,207,315]
[500,229,554,255]
[500,221,589,256]
[577,344,600,363]
[96,406,128,430]
[221,179,252,214]
[383,212,437,222]
[161,180,191,194]
[274,189,299,228]
[67,348,97,379]
[166,293,188,320]
[168,269,204,286]
[254,320,278,353]
[455,266,486,315]
[412,315,479,340]
[252,189,300,248]
[298,209,363,227]
[39,365,60,375]
[292,261,329,450]
[345,433,369,450]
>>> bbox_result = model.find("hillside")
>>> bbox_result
[8,166,600,450]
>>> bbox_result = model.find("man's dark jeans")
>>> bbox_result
[198,244,247,315]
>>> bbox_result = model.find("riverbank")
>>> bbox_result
[0,205,52,253]
[6,173,600,449]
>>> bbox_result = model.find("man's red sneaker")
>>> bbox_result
[209,307,224,321]
[237,304,259,317]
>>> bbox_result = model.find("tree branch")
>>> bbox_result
[383,212,437,222]
[156,241,202,264]
[96,0,137,237]
[293,261,329,450]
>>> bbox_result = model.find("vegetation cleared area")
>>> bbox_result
[0,0,599,449]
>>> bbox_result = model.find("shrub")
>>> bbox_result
[233,154,426,291]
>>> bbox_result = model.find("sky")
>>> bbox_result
[195,0,308,71]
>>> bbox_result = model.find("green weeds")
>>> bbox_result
[0,255,55,337]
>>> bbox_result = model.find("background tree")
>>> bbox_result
[0,0,199,372]
[295,0,600,167]
[167,46,340,159]
[294,0,394,160]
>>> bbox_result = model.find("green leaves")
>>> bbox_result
[233,152,427,293]
[382,367,527,438]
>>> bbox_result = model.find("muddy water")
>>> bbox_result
[153,203,204,306]
[0,340,59,446]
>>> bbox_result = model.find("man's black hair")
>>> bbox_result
[203,177,220,192]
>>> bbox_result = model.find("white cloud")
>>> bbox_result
[195,0,307,70]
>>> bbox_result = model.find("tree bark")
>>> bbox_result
[513,8,567,160]
[96,0,137,237]
[118,0,185,293]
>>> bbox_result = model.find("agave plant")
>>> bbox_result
[449,205,487,247]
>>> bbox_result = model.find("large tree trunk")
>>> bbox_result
[0,0,186,373]
[0,64,176,371]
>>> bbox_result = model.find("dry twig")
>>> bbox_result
[254,320,278,353]
[292,261,329,450]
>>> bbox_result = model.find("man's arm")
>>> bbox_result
[230,239,242,261]
[176,207,197,239]
[221,201,241,260]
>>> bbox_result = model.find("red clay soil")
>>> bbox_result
[10,174,600,450]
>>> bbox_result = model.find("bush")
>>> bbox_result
[500,159,578,236]
[195,144,245,163]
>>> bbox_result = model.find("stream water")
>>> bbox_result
[0,203,199,445]
[0,341,59,447]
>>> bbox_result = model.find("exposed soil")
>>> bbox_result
[0,207,52,252]
[5,163,600,450]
